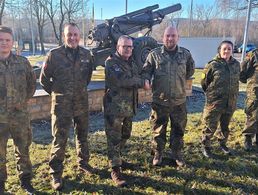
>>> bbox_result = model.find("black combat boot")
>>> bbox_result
[79,163,96,175]
[111,166,127,187]
[219,142,231,155]
[152,151,162,166]
[121,160,134,170]
[0,181,4,194]
[20,178,35,194]
[174,149,185,167]
[244,135,252,151]
[51,176,63,191]
[202,146,213,158]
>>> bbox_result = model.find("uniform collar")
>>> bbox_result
[114,51,133,63]
[214,54,236,64]
[0,52,16,64]
[161,45,181,54]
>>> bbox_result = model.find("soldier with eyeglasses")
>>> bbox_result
[103,35,150,187]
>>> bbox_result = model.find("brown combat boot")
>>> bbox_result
[20,178,35,194]
[244,135,252,151]
[0,181,4,194]
[79,164,96,175]
[152,151,162,166]
[51,176,63,191]
[111,166,127,187]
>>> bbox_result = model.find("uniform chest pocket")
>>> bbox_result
[155,60,168,76]
[177,62,186,77]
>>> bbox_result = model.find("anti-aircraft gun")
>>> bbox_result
[88,3,182,68]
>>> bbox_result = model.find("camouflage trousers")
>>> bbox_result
[104,115,132,168]
[0,112,32,182]
[243,99,258,136]
[202,105,234,147]
[150,102,187,156]
[49,112,90,178]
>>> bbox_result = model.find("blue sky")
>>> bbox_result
[88,0,215,20]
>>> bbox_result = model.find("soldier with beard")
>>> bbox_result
[142,26,195,167]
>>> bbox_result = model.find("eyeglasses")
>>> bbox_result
[119,45,134,49]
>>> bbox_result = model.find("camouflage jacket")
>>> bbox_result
[103,52,145,117]
[240,49,258,102]
[142,45,195,106]
[40,45,93,116]
[201,54,240,111]
[0,53,36,121]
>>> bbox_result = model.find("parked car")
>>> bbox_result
[238,43,256,53]
[33,61,44,79]
[233,45,239,53]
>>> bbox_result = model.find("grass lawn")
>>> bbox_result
[5,109,258,194]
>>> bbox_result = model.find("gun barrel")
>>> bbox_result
[108,4,159,21]
[152,3,182,18]
[114,3,182,25]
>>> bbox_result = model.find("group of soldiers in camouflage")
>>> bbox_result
[0,21,257,193]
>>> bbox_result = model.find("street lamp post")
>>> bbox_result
[125,0,128,14]
[188,0,193,37]
[241,0,253,62]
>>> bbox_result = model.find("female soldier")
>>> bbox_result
[201,40,240,158]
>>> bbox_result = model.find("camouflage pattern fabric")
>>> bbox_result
[141,45,194,156]
[0,53,36,182]
[150,102,186,155]
[105,115,132,167]
[40,45,93,177]
[240,49,258,136]
[201,54,240,146]
[49,113,89,177]
[104,52,144,167]
[104,53,144,117]
[142,45,195,106]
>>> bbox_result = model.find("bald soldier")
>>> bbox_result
[40,23,94,190]
[142,26,195,167]
[0,26,36,194]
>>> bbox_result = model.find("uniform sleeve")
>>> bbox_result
[186,52,195,79]
[240,53,255,83]
[39,52,54,94]
[26,59,36,99]
[86,51,94,85]
[201,63,213,92]
[141,52,155,80]
[105,60,144,89]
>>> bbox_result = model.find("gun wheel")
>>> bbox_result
[133,36,158,68]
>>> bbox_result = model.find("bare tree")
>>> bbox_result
[41,0,85,45]
[41,0,60,43]
[192,4,215,36]
[63,0,82,23]
[0,0,6,24]
[31,0,47,54]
